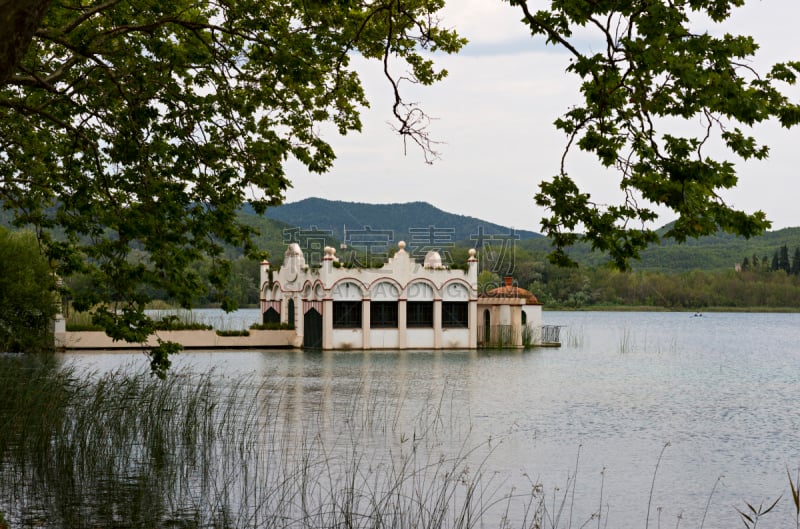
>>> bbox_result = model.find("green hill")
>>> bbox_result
[6,196,800,274]
[237,209,340,266]
[519,226,800,272]
[260,197,542,247]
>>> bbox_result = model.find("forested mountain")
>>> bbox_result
[237,211,340,264]
[520,226,800,272]
[258,198,541,245]
[5,198,800,274]
[254,198,800,272]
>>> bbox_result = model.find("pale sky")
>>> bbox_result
[284,1,800,234]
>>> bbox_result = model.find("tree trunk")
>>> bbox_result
[0,0,52,85]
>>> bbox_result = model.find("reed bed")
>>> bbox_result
[560,325,585,348]
[0,355,547,529]
[67,309,217,332]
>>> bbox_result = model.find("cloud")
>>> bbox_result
[285,0,800,233]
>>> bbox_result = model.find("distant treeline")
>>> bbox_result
[482,244,800,310]
[529,267,800,309]
[58,236,800,311]
[160,246,800,310]
[739,244,800,275]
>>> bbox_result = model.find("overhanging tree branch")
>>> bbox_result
[515,0,800,269]
[0,0,463,376]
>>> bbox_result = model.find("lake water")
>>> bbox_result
[59,310,800,528]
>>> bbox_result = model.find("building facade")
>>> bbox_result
[261,241,548,350]
[477,277,543,348]
[260,241,479,350]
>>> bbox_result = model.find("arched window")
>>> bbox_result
[442,282,469,328]
[406,281,434,328]
[443,302,468,328]
[263,307,280,324]
[370,281,399,328]
[287,299,295,329]
[333,281,363,328]
[483,309,491,343]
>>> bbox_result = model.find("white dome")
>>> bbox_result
[423,250,443,269]
[285,242,304,257]
[284,242,306,274]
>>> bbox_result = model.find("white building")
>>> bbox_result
[260,241,545,350]
[477,277,543,348]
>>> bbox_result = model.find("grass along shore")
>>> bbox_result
[544,304,800,312]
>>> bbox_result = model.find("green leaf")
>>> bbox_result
[0,0,462,375]
[518,0,794,269]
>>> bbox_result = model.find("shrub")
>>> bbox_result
[215,329,250,337]
[65,311,105,332]
[153,314,212,331]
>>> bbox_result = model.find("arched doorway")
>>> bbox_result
[303,307,322,349]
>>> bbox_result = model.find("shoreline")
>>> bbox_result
[544,305,800,313]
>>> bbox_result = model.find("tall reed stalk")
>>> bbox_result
[0,356,543,529]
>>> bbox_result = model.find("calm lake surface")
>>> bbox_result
[63,310,800,529]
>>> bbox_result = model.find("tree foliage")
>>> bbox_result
[0,227,58,353]
[0,0,462,375]
[3,0,799,372]
[524,261,800,310]
[511,0,800,269]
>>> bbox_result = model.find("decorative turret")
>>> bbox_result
[322,246,337,273]
[260,259,270,290]
[467,248,478,287]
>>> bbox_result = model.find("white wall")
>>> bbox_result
[370,329,399,348]
[441,328,470,348]
[407,328,435,348]
[332,328,363,349]
[371,281,400,300]
[522,305,544,345]
[499,304,511,325]
[405,281,434,301]
[522,305,542,330]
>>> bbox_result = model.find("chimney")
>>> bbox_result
[504,276,513,288]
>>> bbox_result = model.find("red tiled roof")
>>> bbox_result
[480,285,541,305]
